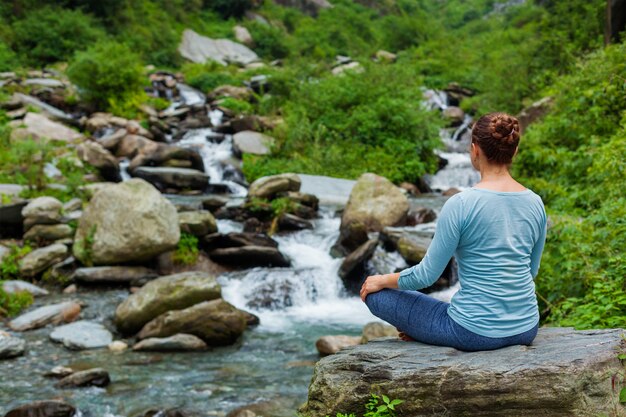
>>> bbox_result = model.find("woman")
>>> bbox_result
[360,112,547,352]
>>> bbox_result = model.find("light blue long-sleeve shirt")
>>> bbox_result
[398,187,547,338]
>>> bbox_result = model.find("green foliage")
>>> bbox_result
[512,40,626,328]
[218,97,253,115]
[244,63,442,183]
[364,394,403,417]
[67,40,145,111]
[246,21,290,60]
[173,232,199,265]
[0,132,54,192]
[0,41,18,71]
[181,62,241,93]
[0,243,35,317]
[11,6,105,66]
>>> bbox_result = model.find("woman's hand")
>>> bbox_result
[360,273,400,302]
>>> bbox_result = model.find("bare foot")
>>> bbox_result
[396,328,415,342]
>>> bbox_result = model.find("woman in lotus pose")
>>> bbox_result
[360,112,547,351]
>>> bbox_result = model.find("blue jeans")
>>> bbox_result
[365,288,538,352]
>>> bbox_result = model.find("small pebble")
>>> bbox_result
[108,341,128,352]
[63,284,77,294]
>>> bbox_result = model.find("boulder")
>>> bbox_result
[2,280,48,297]
[209,85,252,101]
[9,301,81,331]
[76,140,121,182]
[11,93,76,126]
[21,196,63,227]
[137,299,247,346]
[375,50,397,62]
[9,112,83,142]
[132,167,209,191]
[4,400,76,417]
[408,207,437,225]
[73,266,158,285]
[116,134,159,159]
[338,239,378,293]
[133,333,208,352]
[277,213,313,231]
[273,0,332,16]
[0,331,26,359]
[72,179,180,265]
[234,25,254,47]
[315,335,361,356]
[19,243,69,277]
[49,320,113,350]
[203,232,278,251]
[301,328,626,417]
[179,210,217,237]
[380,228,432,265]
[232,130,274,155]
[442,106,465,127]
[361,322,397,343]
[340,173,408,233]
[178,29,259,66]
[517,96,555,134]
[55,368,110,388]
[248,173,301,199]
[23,224,74,242]
[114,271,221,335]
[209,246,290,268]
[330,220,368,257]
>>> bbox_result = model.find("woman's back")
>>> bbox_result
[447,187,546,337]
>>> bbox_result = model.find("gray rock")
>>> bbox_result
[73,179,180,265]
[4,400,76,417]
[76,140,121,182]
[203,232,278,250]
[23,224,74,242]
[380,227,432,265]
[23,78,65,88]
[248,173,301,199]
[73,266,157,285]
[62,198,82,213]
[338,239,378,292]
[179,210,217,237]
[55,368,110,388]
[0,184,24,198]
[2,280,49,297]
[301,328,626,417]
[10,112,83,142]
[133,333,208,352]
[278,213,313,231]
[331,61,362,76]
[361,322,397,343]
[115,271,221,335]
[340,173,408,232]
[234,25,254,46]
[0,245,10,263]
[133,167,209,191]
[209,246,290,268]
[21,196,63,226]
[315,335,361,356]
[233,130,274,155]
[179,29,259,66]
[0,332,26,359]
[19,243,69,277]
[137,299,247,346]
[49,320,113,350]
[12,93,76,126]
[442,106,465,127]
[9,301,81,331]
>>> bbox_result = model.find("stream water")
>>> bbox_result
[0,89,477,416]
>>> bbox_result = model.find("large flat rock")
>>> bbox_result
[301,327,626,417]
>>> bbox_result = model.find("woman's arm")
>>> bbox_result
[360,194,463,301]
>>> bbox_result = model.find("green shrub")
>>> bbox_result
[0,244,32,280]
[172,232,199,265]
[0,242,34,316]
[0,286,34,318]
[218,97,253,115]
[11,6,105,65]
[244,63,442,183]
[67,40,145,111]
[181,62,241,93]
[246,21,290,60]
[0,41,18,71]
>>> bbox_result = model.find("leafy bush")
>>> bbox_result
[0,41,18,71]
[218,97,253,115]
[11,6,105,65]
[513,40,626,328]
[0,287,34,317]
[244,63,442,183]
[181,62,241,93]
[67,40,145,111]
[246,21,290,60]
[173,232,199,265]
